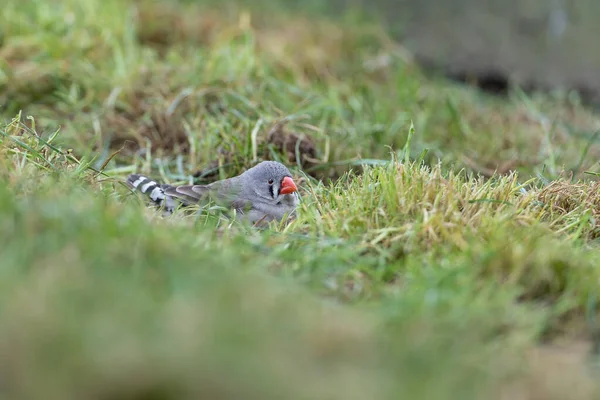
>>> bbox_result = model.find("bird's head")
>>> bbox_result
[242,161,299,204]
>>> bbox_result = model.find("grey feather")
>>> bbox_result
[126,161,300,225]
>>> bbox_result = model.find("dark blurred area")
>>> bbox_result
[280,0,600,104]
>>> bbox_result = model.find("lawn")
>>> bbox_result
[2,0,600,398]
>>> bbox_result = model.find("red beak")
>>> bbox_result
[279,176,297,195]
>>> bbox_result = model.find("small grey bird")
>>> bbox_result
[126,161,300,225]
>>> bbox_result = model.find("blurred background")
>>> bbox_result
[278,0,600,103]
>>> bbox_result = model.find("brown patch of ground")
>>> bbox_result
[264,122,319,171]
[102,82,227,158]
[105,91,191,156]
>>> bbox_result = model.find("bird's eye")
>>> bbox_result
[268,179,274,185]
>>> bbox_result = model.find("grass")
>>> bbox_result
[2,0,600,398]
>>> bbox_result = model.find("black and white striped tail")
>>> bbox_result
[127,174,176,214]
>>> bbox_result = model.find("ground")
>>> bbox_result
[2,0,600,399]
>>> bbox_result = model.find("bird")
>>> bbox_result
[126,161,300,225]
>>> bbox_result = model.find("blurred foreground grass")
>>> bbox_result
[2,0,600,399]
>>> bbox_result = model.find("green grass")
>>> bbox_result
[3,0,600,398]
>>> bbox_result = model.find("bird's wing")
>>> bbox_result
[162,185,208,205]
[163,177,245,209]
[210,178,253,213]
